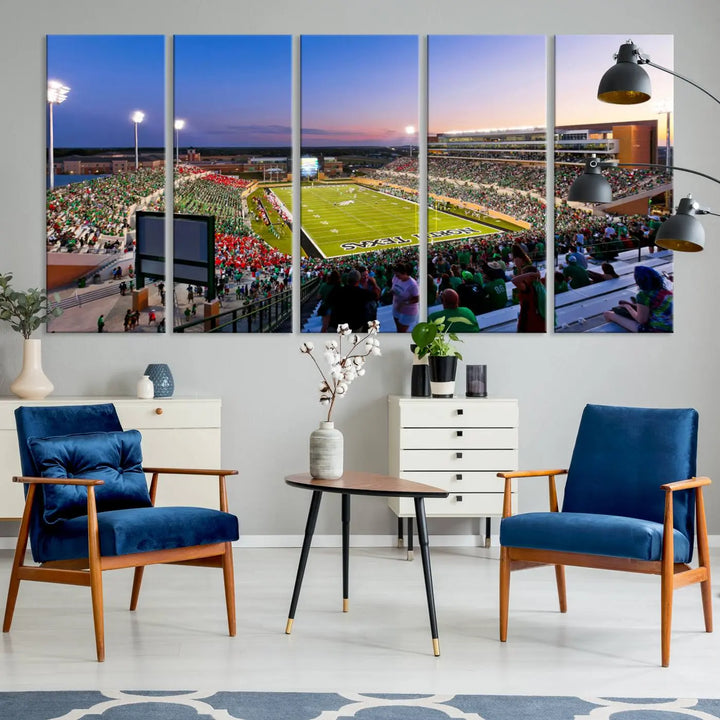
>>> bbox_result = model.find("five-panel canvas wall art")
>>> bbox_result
[45,34,674,334]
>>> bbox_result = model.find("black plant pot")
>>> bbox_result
[428,355,458,398]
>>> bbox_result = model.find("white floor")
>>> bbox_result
[0,545,718,697]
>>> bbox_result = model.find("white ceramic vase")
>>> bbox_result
[309,420,344,480]
[136,375,154,399]
[10,338,54,400]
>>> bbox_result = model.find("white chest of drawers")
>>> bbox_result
[0,397,222,520]
[388,395,519,534]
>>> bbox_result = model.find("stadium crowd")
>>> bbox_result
[45,154,672,333]
[47,168,165,250]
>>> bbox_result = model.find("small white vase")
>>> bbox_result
[136,375,154,399]
[10,338,54,400]
[309,421,344,480]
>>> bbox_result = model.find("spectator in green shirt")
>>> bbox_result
[428,289,480,333]
[562,256,592,289]
[484,262,510,311]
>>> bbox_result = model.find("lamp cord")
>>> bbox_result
[643,59,720,106]
[607,162,720,188]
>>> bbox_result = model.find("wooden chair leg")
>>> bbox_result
[88,558,105,661]
[3,486,35,633]
[130,567,144,611]
[222,542,236,637]
[499,546,510,642]
[660,566,673,667]
[700,575,713,633]
[87,489,105,662]
[696,487,713,633]
[555,565,567,613]
[2,570,21,634]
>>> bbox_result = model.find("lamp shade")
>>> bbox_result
[567,158,613,203]
[597,42,652,104]
[655,197,706,252]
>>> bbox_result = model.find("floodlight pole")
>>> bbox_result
[174,119,185,166]
[47,81,70,189]
[49,102,56,189]
[132,111,145,171]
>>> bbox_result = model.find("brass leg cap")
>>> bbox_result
[432,638,440,656]
[407,550,414,561]
[285,618,294,634]
[343,598,349,612]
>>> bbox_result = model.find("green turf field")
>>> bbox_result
[272,183,502,258]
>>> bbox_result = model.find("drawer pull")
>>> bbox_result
[456,452,463,459]
[456,430,463,437]
[456,473,463,481]
[155,407,163,415]
[457,408,464,416]
[455,495,463,502]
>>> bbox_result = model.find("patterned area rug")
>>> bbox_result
[2,692,720,720]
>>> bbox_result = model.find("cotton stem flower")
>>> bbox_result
[300,323,382,422]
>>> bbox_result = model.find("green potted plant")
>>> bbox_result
[411,318,463,398]
[0,272,62,399]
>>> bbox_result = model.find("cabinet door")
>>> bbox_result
[0,432,24,519]
[141,428,222,509]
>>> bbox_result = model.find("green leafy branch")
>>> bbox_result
[0,273,62,340]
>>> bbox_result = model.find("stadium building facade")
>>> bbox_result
[429,119,659,165]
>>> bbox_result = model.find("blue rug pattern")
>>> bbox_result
[1,691,719,720]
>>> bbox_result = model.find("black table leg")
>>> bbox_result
[407,517,414,561]
[286,490,323,634]
[485,517,492,548]
[342,493,350,612]
[397,517,404,548]
[414,496,440,656]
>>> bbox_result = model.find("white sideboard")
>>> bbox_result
[0,397,222,520]
[388,395,519,538]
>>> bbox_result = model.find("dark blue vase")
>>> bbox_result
[144,363,174,398]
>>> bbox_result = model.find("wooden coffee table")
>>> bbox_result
[284,471,449,656]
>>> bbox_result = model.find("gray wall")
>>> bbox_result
[1,0,719,538]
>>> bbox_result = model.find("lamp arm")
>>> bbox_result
[643,59,720,106]
[607,162,720,188]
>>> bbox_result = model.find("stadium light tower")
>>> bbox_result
[47,80,70,189]
[174,118,185,166]
[405,125,416,158]
[654,100,672,169]
[131,111,145,170]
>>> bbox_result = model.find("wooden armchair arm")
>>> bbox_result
[143,468,238,512]
[661,477,711,580]
[13,475,104,486]
[661,476,711,492]
[497,469,568,518]
[142,467,238,477]
[497,469,568,479]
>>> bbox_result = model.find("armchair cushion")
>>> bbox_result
[28,430,152,525]
[33,506,239,563]
[500,511,692,563]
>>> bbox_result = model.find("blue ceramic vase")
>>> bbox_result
[144,363,174,398]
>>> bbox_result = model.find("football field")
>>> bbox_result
[271,183,501,258]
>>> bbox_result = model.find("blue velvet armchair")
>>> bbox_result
[498,404,712,667]
[3,403,239,661]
